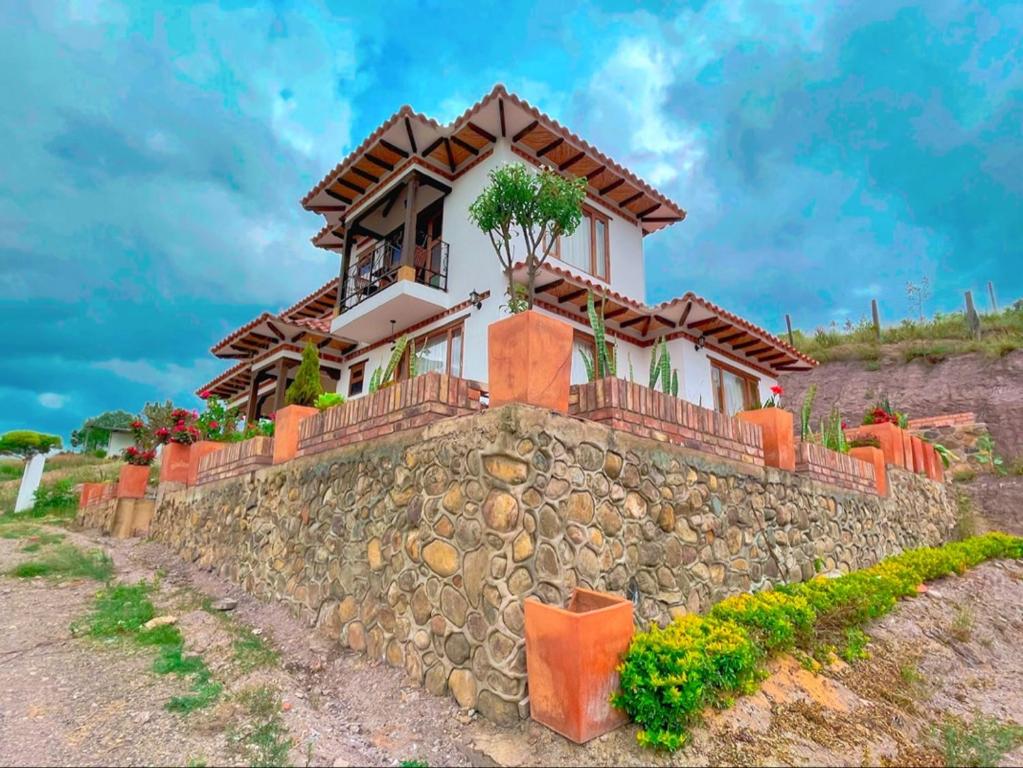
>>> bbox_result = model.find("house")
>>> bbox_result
[199,85,814,417]
[104,427,136,457]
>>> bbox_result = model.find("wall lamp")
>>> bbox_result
[695,334,707,351]
[468,289,483,310]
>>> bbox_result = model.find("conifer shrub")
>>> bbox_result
[284,343,323,407]
[614,532,1023,751]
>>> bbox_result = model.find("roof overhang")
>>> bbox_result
[210,311,357,360]
[517,261,818,375]
[303,84,688,251]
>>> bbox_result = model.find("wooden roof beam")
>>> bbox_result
[719,331,748,344]
[732,339,761,351]
[619,315,647,329]
[558,151,585,171]
[379,139,409,158]
[512,120,539,142]
[443,138,456,172]
[619,191,644,209]
[688,316,720,330]
[599,178,625,195]
[351,167,379,184]
[652,314,675,328]
[677,301,693,328]
[558,287,588,304]
[757,352,786,363]
[586,166,606,181]
[703,323,734,336]
[324,188,353,205]
[536,137,564,157]
[635,203,660,219]
[421,136,445,158]
[451,135,479,156]
[404,117,418,154]
[535,278,564,294]
[605,306,629,320]
[337,177,366,195]
[467,121,496,143]
[364,153,394,171]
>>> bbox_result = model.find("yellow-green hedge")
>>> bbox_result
[613,532,1023,750]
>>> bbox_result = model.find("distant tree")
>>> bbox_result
[905,277,932,321]
[285,343,324,407]
[469,162,586,310]
[70,410,135,453]
[0,430,62,459]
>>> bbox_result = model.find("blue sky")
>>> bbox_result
[1,0,1020,440]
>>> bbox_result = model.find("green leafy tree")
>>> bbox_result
[285,343,324,407]
[0,430,62,459]
[70,410,134,452]
[469,162,587,309]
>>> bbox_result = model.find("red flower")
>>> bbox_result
[208,421,219,430]
[200,390,211,399]
[126,446,138,455]
[268,413,276,421]
[191,410,198,419]
[841,420,848,430]
[771,385,783,396]
[131,419,143,429]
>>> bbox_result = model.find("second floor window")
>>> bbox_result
[552,208,610,280]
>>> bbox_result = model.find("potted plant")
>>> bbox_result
[848,435,888,496]
[738,384,795,471]
[470,163,585,413]
[523,588,634,743]
[118,443,156,499]
[273,343,323,464]
[156,409,201,484]
[844,399,908,469]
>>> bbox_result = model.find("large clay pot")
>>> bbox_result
[850,445,888,496]
[159,442,192,485]
[911,436,927,475]
[187,441,225,486]
[845,422,904,468]
[488,310,574,414]
[272,404,318,464]
[737,407,795,471]
[523,588,634,743]
[116,464,150,499]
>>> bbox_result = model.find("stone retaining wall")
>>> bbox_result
[151,404,955,723]
[908,412,991,476]
[196,436,274,485]
[795,441,877,495]
[569,377,764,466]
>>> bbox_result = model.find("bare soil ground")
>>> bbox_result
[2,522,1023,767]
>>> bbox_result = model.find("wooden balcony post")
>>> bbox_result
[333,226,352,318]
[400,175,419,269]
[245,368,259,425]
[272,358,289,414]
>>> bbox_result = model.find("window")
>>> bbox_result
[348,361,366,397]
[403,322,463,379]
[552,208,611,280]
[710,360,759,416]
[570,330,614,385]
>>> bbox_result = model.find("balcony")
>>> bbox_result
[331,237,451,343]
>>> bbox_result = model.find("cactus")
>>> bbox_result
[799,384,817,441]
[580,292,618,380]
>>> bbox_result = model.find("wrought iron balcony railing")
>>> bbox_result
[340,237,449,314]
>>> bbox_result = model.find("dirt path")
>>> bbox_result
[2,522,1023,767]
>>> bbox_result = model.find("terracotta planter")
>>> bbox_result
[916,437,932,474]
[737,407,795,471]
[922,442,936,480]
[900,428,914,470]
[116,464,150,499]
[79,482,100,509]
[187,441,225,486]
[524,588,634,743]
[488,310,574,414]
[850,445,887,496]
[933,449,946,483]
[272,404,317,465]
[159,442,192,485]
[844,422,904,468]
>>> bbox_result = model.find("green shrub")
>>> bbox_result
[284,343,323,407]
[32,479,78,514]
[315,392,345,410]
[10,544,113,581]
[614,533,1023,750]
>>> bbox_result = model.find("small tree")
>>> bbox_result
[0,430,62,459]
[469,163,587,310]
[285,343,324,407]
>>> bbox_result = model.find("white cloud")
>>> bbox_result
[93,358,222,399]
[37,392,68,409]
